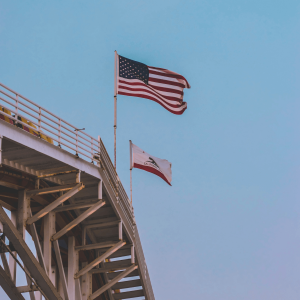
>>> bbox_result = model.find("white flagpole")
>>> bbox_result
[114,51,118,169]
[129,140,133,204]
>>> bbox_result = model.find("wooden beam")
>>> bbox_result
[8,211,16,284]
[68,236,76,300]
[118,221,122,240]
[2,158,63,185]
[28,209,46,272]
[75,278,83,300]
[112,279,141,290]
[0,265,26,300]
[17,190,29,239]
[107,269,139,280]
[52,201,105,241]
[26,183,80,196]
[75,241,126,279]
[0,135,2,166]
[131,245,135,263]
[17,285,39,293]
[89,259,132,274]
[0,236,11,279]
[16,190,36,300]
[90,265,138,300]
[0,198,17,211]
[27,183,84,225]
[0,206,63,300]
[80,261,91,300]
[53,240,69,300]
[113,289,144,300]
[38,170,77,178]
[84,220,120,230]
[75,241,117,252]
[52,201,97,212]
[44,212,55,281]
[0,187,18,199]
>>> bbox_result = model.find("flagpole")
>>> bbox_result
[114,50,118,169]
[129,140,133,204]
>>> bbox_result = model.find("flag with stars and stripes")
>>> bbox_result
[117,55,190,115]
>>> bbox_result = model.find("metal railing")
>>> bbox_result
[99,139,135,232]
[0,82,100,162]
[0,82,134,224]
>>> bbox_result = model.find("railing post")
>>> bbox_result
[76,130,78,156]
[97,136,101,167]
[15,94,19,125]
[38,107,41,134]
[58,118,61,147]
[91,137,94,163]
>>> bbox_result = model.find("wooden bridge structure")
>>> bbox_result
[0,82,155,300]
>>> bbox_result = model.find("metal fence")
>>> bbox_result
[0,82,101,162]
[0,82,134,223]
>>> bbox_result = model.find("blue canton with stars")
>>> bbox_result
[119,55,149,85]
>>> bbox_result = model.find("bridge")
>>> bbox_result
[0,82,155,300]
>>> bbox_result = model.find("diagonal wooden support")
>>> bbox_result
[0,135,2,166]
[17,190,36,300]
[0,206,63,300]
[52,201,96,212]
[44,212,55,282]
[17,285,39,293]
[8,211,17,284]
[26,182,81,196]
[75,278,83,300]
[74,240,126,279]
[0,264,26,300]
[90,264,138,300]
[28,210,46,272]
[1,252,11,278]
[51,200,106,241]
[53,240,69,300]
[27,183,84,225]
[75,241,116,251]
[0,236,12,279]
[38,169,78,178]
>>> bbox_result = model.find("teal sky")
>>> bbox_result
[1,1,300,299]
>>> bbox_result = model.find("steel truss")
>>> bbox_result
[0,167,144,300]
[0,81,154,300]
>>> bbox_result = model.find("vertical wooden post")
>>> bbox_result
[68,236,76,299]
[9,211,17,284]
[81,262,89,300]
[98,180,102,200]
[76,171,81,183]
[17,190,30,239]
[131,245,135,264]
[17,190,36,300]
[44,212,56,284]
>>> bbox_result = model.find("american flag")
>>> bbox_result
[117,55,190,115]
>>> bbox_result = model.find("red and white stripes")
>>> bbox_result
[118,64,190,115]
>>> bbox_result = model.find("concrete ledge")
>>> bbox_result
[0,120,102,180]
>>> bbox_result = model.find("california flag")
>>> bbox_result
[131,142,172,185]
